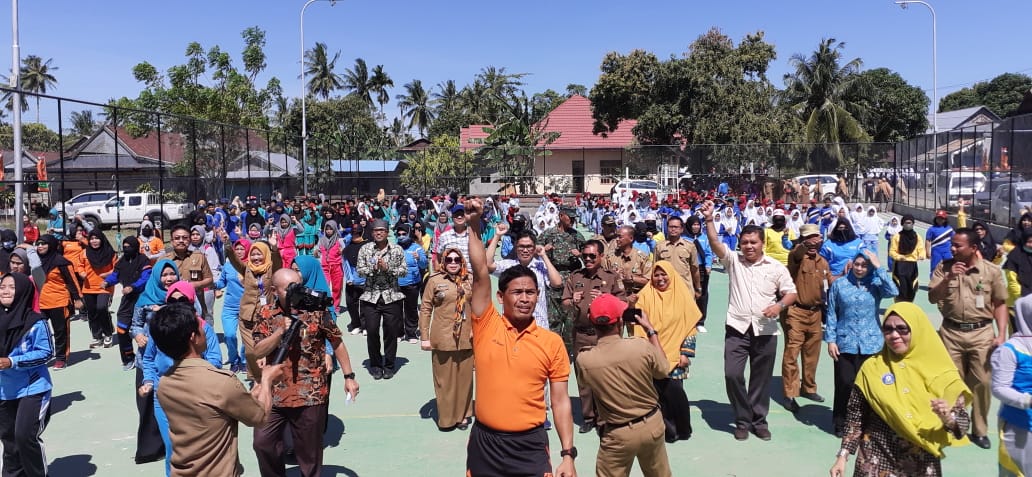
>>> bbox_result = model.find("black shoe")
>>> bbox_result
[970,435,991,449]
[800,392,825,403]
[753,427,772,441]
[734,427,749,441]
[784,398,800,413]
[456,417,471,431]
[382,368,395,380]
[578,422,595,434]
[370,367,384,380]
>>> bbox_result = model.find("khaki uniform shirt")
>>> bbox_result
[589,234,618,256]
[575,335,669,425]
[654,239,699,290]
[930,258,1007,323]
[419,273,473,351]
[562,268,625,329]
[604,247,651,294]
[787,245,830,308]
[165,250,213,286]
[157,358,266,477]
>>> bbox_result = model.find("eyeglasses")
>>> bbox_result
[581,253,598,260]
[516,244,535,249]
[172,235,190,241]
[444,256,462,264]
[167,296,192,304]
[881,325,911,336]
[452,213,465,218]
[34,241,46,246]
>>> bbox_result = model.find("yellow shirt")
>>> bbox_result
[763,228,794,265]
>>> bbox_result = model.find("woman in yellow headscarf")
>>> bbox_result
[225,238,281,381]
[830,302,971,477]
[632,260,702,443]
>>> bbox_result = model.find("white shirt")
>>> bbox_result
[720,252,796,336]
[493,257,551,330]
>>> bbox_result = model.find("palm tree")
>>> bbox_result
[19,55,58,123]
[370,65,393,114]
[783,39,869,159]
[0,76,27,115]
[432,80,460,114]
[69,110,96,137]
[459,80,489,122]
[304,43,343,99]
[395,79,434,137]
[342,58,373,108]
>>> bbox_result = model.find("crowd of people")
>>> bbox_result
[0,182,1029,476]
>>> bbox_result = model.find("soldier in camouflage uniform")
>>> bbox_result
[538,208,585,347]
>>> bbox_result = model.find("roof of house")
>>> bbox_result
[104,126,187,163]
[329,160,405,173]
[926,106,1001,133]
[1,150,39,170]
[458,95,638,151]
[399,138,431,151]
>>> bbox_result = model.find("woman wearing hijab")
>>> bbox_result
[81,229,116,349]
[994,294,1032,475]
[971,220,1000,263]
[0,273,53,477]
[102,237,153,369]
[824,251,899,437]
[31,235,81,370]
[188,225,221,327]
[883,216,901,270]
[632,260,701,443]
[269,214,302,269]
[888,215,925,303]
[820,219,868,280]
[214,238,249,374]
[128,258,179,464]
[718,206,740,253]
[315,220,345,312]
[139,281,222,476]
[418,248,474,431]
[226,239,281,381]
[857,206,882,253]
[296,208,321,256]
[0,230,17,274]
[1004,213,1032,257]
[7,249,40,312]
[829,302,971,477]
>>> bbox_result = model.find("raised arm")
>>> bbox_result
[465,199,492,318]
[701,201,727,260]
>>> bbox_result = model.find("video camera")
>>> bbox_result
[268,283,334,365]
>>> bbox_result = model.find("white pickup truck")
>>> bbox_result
[77,193,195,230]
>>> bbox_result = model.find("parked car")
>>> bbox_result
[935,170,987,208]
[77,193,195,230]
[989,181,1032,226]
[610,179,671,202]
[793,174,839,200]
[52,190,121,217]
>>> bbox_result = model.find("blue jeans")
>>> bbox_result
[220,307,243,366]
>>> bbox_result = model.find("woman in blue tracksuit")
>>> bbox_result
[820,218,868,279]
[214,238,249,374]
[926,209,954,277]
[139,281,221,476]
[0,272,53,477]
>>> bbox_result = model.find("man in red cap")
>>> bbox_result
[575,294,672,477]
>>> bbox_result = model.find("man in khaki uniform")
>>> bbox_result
[605,226,651,296]
[563,239,626,434]
[654,216,701,297]
[577,294,672,477]
[165,224,214,314]
[929,227,1008,450]
[151,303,284,477]
[783,224,830,413]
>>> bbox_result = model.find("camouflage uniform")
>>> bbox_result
[538,224,585,346]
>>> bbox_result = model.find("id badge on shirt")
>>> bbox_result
[975,293,985,309]
[259,294,268,307]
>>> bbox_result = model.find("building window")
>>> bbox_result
[468,138,484,145]
[599,160,621,184]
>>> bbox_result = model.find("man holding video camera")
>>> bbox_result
[251,268,361,477]
[575,294,672,477]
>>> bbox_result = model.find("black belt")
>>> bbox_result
[793,303,823,311]
[605,407,659,431]
[942,319,992,331]
[574,327,596,336]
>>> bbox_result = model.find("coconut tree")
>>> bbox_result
[69,110,96,137]
[432,79,460,114]
[395,79,434,137]
[19,55,58,123]
[304,43,343,99]
[343,58,374,108]
[370,64,393,114]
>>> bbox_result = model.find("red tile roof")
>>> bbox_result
[459,125,492,152]
[106,126,186,163]
[535,95,637,150]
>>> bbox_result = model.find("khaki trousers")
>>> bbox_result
[939,324,994,437]
[781,306,823,398]
[573,331,599,424]
[596,411,671,477]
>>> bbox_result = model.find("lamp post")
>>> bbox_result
[895,1,937,183]
[300,0,336,197]
[10,0,23,241]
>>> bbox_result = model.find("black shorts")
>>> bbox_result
[466,421,551,477]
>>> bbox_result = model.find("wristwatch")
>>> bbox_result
[560,447,578,459]
[645,329,659,338]
[342,372,356,380]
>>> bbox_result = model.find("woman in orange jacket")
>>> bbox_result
[34,234,82,370]
[80,229,116,349]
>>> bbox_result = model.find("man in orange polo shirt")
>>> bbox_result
[466,198,577,477]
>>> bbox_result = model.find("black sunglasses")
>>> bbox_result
[881,325,911,336]
[443,256,462,264]
[167,296,192,304]
[581,253,598,260]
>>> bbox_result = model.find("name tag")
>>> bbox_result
[975,293,985,309]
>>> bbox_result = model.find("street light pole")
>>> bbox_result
[300,0,336,198]
[10,0,23,241]
[895,1,937,185]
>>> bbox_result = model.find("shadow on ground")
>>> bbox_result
[49,454,98,476]
[51,391,86,415]
[324,414,346,448]
[419,398,439,426]
[693,399,734,434]
[771,376,836,435]
[286,464,359,477]
[66,349,101,366]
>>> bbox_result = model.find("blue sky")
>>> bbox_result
[1,0,1029,131]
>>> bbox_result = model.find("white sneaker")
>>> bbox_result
[349,328,362,335]
[407,338,419,344]
[362,329,368,336]
[697,325,708,333]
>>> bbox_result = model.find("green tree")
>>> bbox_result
[343,58,372,107]
[0,122,61,151]
[19,55,58,123]
[565,83,588,97]
[530,89,565,123]
[432,80,460,113]
[846,67,928,141]
[479,92,560,193]
[783,38,870,164]
[305,43,344,100]
[68,110,97,137]
[396,79,434,137]
[400,134,474,194]
[370,64,394,114]
[938,72,1032,117]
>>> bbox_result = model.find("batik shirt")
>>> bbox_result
[252,305,343,408]
[357,242,407,304]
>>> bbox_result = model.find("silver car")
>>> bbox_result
[989,181,1032,226]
